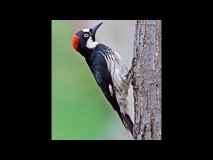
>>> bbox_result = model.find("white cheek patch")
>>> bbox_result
[86,36,99,49]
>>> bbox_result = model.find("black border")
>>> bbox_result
[29,18,182,143]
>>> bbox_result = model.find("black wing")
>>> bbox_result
[86,51,133,135]
[89,53,120,112]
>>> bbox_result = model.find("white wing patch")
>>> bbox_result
[86,37,99,49]
[109,84,113,97]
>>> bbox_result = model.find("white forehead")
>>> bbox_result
[82,29,90,32]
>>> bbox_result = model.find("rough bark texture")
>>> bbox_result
[128,20,161,140]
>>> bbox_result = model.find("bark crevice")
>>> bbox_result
[130,20,161,140]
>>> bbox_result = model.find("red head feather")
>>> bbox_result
[72,35,80,51]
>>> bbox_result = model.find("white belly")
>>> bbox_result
[102,51,130,114]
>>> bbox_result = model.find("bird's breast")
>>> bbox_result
[102,51,129,91]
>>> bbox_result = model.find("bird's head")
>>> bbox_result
[72,22,103,54]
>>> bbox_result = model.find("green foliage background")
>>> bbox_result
[52,20,114,140]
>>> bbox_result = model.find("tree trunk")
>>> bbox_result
[129,20,161,140]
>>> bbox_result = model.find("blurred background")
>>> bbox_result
[52,20,136,140]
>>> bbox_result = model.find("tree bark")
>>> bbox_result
[128,20,161,140]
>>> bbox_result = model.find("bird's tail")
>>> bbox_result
[118,112,133,136]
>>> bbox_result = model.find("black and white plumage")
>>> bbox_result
[72,22,133,135]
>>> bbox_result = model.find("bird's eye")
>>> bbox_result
[84,33,89,38]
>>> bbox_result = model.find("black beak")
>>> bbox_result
[91,22,103,36]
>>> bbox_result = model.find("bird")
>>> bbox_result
[72,22,133,135]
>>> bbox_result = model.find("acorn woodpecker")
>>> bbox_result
[72,22,133,135]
